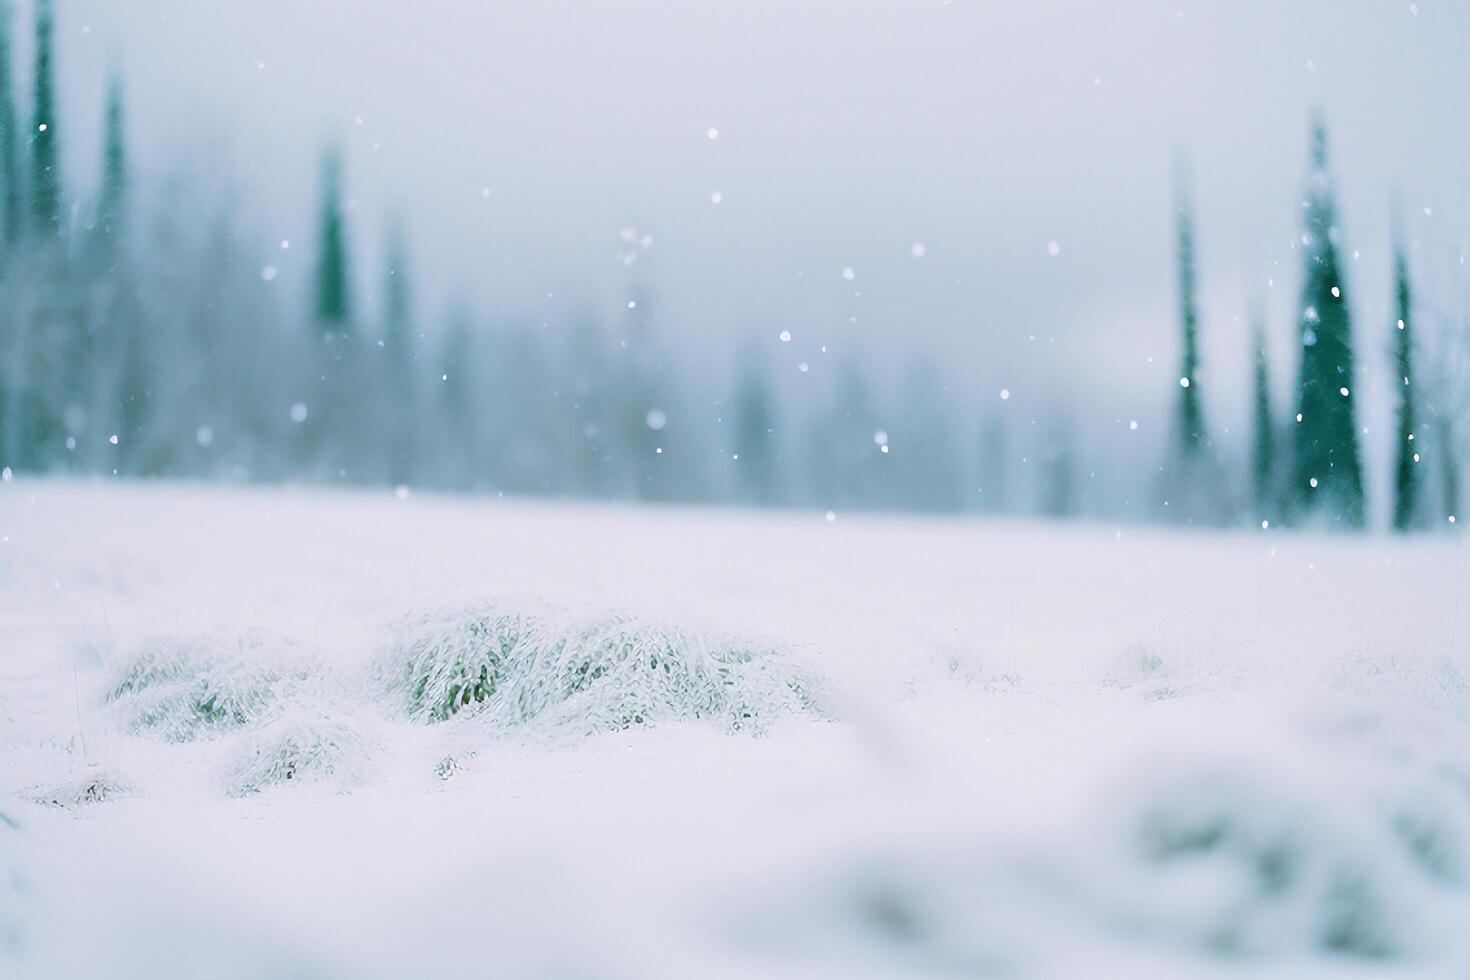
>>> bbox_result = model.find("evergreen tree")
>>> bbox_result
[732,343,777,505]
[1390,244,1419,531]
[30,0,60,235]
[314,147,350,328]
[303,145,357,475]
[1155,165,1231,524]
[1173,178,1207,456]
[0,0,22,247]
[94,75,126,256]
[1289,118,1364,528]
[0,0,10,465]
[1436,406,1460,528]
[93,73,149,473]
[1250,314,1275,518]
[382,218,414,485]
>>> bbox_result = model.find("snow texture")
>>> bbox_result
[1,480,1469,978]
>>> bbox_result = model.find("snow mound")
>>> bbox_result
[746,731,1470,973]
[382,603,819,735]
[1125,768,1410,958]
[228,717,371,797]
[104,633,308,742]
[33,768,133,809]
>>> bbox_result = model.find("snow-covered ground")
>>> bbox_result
[3,479,1469,978]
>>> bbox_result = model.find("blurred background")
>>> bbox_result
[0,0,1466,528]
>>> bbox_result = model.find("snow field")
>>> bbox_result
[1,479,1469,977]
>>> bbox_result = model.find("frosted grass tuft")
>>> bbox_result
[103,633,310,742]
[382,602,820,736]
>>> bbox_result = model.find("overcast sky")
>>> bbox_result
[31,0,1470,448]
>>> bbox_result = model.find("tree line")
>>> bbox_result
[0,0,1463,530]
[1163,119,1463,531]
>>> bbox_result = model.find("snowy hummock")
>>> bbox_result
[2,479,1469,978]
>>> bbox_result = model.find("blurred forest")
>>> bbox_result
[0,0,1464,531]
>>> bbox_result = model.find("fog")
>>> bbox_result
[1,0,1465,522]
[56,1,1468,396]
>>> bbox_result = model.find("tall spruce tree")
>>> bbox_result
[1251,314,1275,518]
[95,74,126,254]
[315,147,350,328]
[1390,244,1419,531]
[1156,165,1229,524]
[30,0,59,234]
[1173,178,1206,457]
[382,218,414,484]
[1289,118,1364,528]
[94,73,150,472]
[0,0,22,247]
[1440,411,1460,527]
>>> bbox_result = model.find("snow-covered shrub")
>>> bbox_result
[744,747,1470,974]
[228,718,369,797]
[104,633,305,741]
[1130,774,1399,958]
[382,603,818,736]
[34,768,132,808]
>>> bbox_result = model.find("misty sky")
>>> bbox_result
[31,0,1470,455]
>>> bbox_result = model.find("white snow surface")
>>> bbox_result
[3,479,1470,979]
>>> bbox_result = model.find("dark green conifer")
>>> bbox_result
[30,0,60,234]
[1173,179,1206,457]
[1289,117,1364,528]
[1251,315,1275,518]
[1390,244,1419,531]
[382,219,414,484]
[314,147,350,327]
[0,0,22,246]
[95,75,126,253]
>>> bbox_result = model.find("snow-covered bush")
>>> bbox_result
[382,603,819,736]
[228,717,370,797]
[745,744,1470,974]
[1129,772,1401,958]
[34,768,132,808]
[104,633,306,742]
